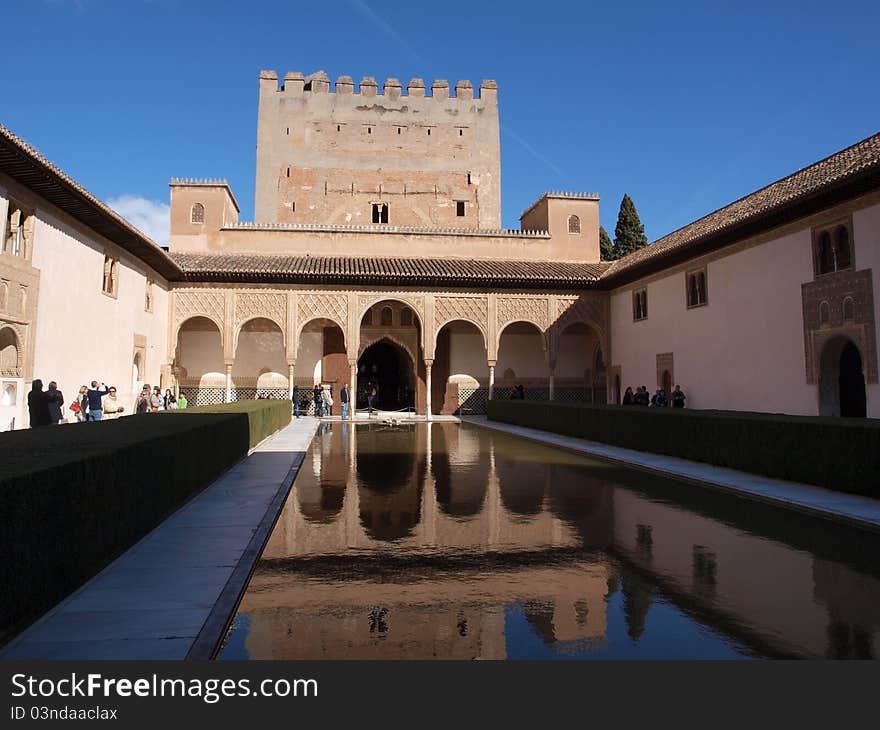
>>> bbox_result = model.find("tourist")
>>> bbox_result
[27,379,50,427]
[165,389,177,409]
[367,382,376,413]
[85,380,109,421]
[177,391,188,409]
[650,388,667,407]
[313,384,323,417]
[136,385,152,414]
[151,386,164,412]
[516,384,525,400]
[103,386,125,419]
[46,381,65,424]
[292,386,300,418]
[638,386,650,406]
[322,386,333,417]
[671,385,686,408]
[72,385,88,422]
[340,383,349,420]
[623,386,634,405]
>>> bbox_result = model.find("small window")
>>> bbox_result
[819,301,830,325]
[456,201,466,217]
[568,215,581,234]
[191,203,205,224]
[290,201,296,213]
[102,255,113,295]
[401,307,413,326]
[397,127,403,135]
[633,288,648,321]
[4,201,32,257]
[380,306,393,326]
[145,279,153,312]
[835,226,852,270]
[467,173,472,185]
[843,296,855,321]
[817,231,834,274]
[367,127,372,135]
[371,203,388,224]
[686,268,707,308]
[337,124,341,132]
[286,168,290,178]
[427,128,432,136]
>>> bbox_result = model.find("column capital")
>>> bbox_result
[487,359,497,368]
[424,358,434,367]
[286,358,296,367]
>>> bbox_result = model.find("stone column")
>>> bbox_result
[349,361,357,420]
[425,358,433,421]
[225,362,233,402]
[487,360,496,401]
[287,361,296,401]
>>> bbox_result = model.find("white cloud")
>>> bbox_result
[107,195,170,247]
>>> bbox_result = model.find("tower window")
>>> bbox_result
[568,215,581,234]
[813,219,855,276]
[337,124,341,132]
[456,201,466,217]
[371,203,388,224]
[191,203,205,224]
[427,128,431,136]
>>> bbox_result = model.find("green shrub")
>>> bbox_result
[0,400,290,646]
[487,400,880,497]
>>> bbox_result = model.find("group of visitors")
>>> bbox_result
[27,379,192,427]
[508,384,526,400]
[135,385,187,413]
[292,383,351,419]
[622,384,686,408]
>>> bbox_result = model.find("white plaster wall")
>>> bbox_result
[610,228,820,414]
[556,331,597,378]
[178,329,224,385]
[232,329,286,382]
[448,332,488,380]
[496,333,546,379]
[30,214,169,418]
[855,203,880,416]
[296,332,323,385]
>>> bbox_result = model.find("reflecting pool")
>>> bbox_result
[219,422,880,659]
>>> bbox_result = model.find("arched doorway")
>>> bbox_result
[819,337,867,417]
[358,339,415,411]
[496,321,546,399]
[434,319,488,414]
[175,316,225,405]
[233,317,287,398]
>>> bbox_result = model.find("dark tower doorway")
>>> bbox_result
[839,341,867,417]
[357,340,415,412]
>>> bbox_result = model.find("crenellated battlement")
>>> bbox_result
[260,69,498,101]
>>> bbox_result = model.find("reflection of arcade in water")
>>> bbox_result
[221,423,880,660]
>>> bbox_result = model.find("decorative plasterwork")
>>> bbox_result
[434,295,489,338]
[234,291,287,332]
[173,290,226,332]
[496,295,549,332]
[0,320,26,376]
[296,292,349,340]
[357,293,426,325]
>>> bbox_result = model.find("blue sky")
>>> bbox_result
[3,0,879,245]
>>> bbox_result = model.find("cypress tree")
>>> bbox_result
[599,225,615,261]
[614,194,648,257]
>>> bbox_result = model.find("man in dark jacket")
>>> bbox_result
[28,379,50,427]
[340,383,350,420]
[86,380,109,421]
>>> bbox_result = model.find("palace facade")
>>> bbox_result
[1,69,879,429]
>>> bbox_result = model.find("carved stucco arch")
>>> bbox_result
[295,315,348,351]
[495,319,548,359]
[357,294,427,355]
[233,315,287,352]
[172,314,225,355]
[0,324,24,375]
[358,332,418,369]
[435,317,489,354]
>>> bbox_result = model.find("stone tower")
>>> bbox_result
[254,70,501,229]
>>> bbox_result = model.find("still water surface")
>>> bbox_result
[220,422,880,659]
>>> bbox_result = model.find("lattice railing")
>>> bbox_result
[178,387,227,407]
[458,386,607,414]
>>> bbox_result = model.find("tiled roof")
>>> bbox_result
[172,253,609,288]
[0,123,182,280]
[602,131,880,285]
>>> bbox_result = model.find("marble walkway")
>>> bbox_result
[464,416,880,532]
[0,417,319,660]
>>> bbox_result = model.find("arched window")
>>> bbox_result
[817,231,834,274]
[0,327,19,374]
[0,281,7,311]
[191,203,205,224]
[843,296,855,321]
[697,271,707,304]
[400,307,413,326]
[568,215,581,234]
[819,300,830,325]
[380,306,393,326]
[362,308,373,326]
[145,279,153,312]
[835,226,851,270]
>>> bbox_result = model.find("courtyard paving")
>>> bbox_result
[465,416,880,532]
[0,417,319,660]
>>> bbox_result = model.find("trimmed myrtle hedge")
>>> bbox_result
[0,399,290,646]
[487,400,880,498]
